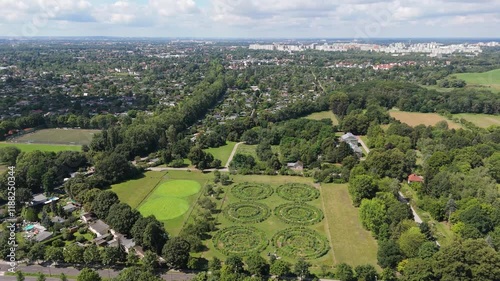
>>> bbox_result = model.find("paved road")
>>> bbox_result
[0,263,195,281]
[147,142,244,173]
[397,191,423,224]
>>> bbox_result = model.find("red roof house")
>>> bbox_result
[408,174,424,184]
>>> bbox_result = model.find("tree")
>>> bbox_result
[432,239,500,281]
[101,246,123,266]
[360,198,388,238]
[208,257,222,272]
[418,242,439,259]
[293,258,310,279]
[77,268,101,281]
[162,237,191,269]
[348,175,378,206]
[270,260,290,279]
[106,203,140,235]
[377,239,404,268]
[355,264,377,281]
[245,253,269,277]
[114,267,163,281]
[126,248,139,266]
[0,146,20,166]
[15,271,25,281]
[91,190,119,219]
[400,258,434,281]
[335,263,355,281]
[44,246,64,264]
[398,227,426,258]
[36,273,46,281]
[28,243,46,263]
[59,273,68,281]
[225,255,244,273]
[83,244,101,264]
[63,243,84,264]
[142,250,158,272]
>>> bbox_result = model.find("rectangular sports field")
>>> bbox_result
[305,111,340,125]
[452,69,500,93]
[389,110,462,129]
[0,142,81,152]
[11,128,100,145]
[454,113,500,128]
[112,170,210,236]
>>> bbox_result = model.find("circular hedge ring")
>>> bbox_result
[276,183,320,202]
[213,226,268,256]
[232,182,273,200]
[223,202,271,224]
[272,227,329,259]
[274,203,324,225]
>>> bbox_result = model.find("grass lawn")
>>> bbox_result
[451,69,500,93]
[389,110,462,129]
[112,171,168,208]
[202,174,335,270]
[204,141,237,166]
[10,128,100,145]
[235,144,259,159]
[304,111,340,125]
[0,142,81,152]
[321,183,379,268]
[453,113,500,128]
[114,170,210,236]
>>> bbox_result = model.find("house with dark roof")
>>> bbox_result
[88,220,110,237]
[34,231,53,242]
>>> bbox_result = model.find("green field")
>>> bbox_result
[204,142,237,166]
[202,175,336,269]
[10,128,100,145]
[390,110,462,129]
[0,142,81,152]
[112,170,209,235]
[453,113,500,128]
[304,111,340,125]
[321,183,379,268]
[452,69,500,93]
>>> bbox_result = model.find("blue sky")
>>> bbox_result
[0,0,499,38]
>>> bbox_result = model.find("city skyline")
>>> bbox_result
[0,0,499,38]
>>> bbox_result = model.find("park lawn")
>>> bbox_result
[11,128,100,145]
[305,111,340,125]
[321,183,379,269]
[112,171,168,208]
[454,113,500,128]
[389,110,462,129]
[201,174,335,270]
[204,141,237,166]
[0,142,81,152]
[452,69,500,93]
[235,144,258,159]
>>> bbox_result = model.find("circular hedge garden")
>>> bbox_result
[276,183,320,202]
[274,203,324,225]
[213,226,268,256]
[272,227,329,259]
[232,182,274,200]
[223,202,271,224]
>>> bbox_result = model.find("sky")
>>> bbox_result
[0,0,499,38]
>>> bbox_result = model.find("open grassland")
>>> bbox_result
[0,142,81,152]
[10,128,100,145]
[204,141,237,165]
[452,69,500,93]
[305,111,340,125]
[390,110,462,129]
[321,183,379,268]
[454,113,500,128]
[112,170,210,236]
